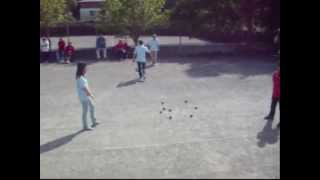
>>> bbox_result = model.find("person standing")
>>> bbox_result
[58,38,66,62]
[96,34,107,60]
[40,38,50,63]
[147,34,160,65]
[133,40,150,82]
[76,63,99,131]
[264,62,280,128]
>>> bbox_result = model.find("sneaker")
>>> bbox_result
[92,122,100,128]
[264,115,274,121]
[83,127,93,131]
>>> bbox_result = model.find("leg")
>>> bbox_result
[137,62,142,78]
[96,49,101,59]
[151,51,155,64]
[88,99,97,124]
[81,101,89,129]
[103,48,107,59]
[265,97,279,120]
[142,62,146,78]
[154,51,158,63]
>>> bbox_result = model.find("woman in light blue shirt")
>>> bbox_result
[76,63,98,130]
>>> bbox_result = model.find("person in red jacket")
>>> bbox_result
[65,41,75,64]
[113,40,127,60]
[264,62,280,128]
[58,38,66,62]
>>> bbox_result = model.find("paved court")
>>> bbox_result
[40,55,280,179]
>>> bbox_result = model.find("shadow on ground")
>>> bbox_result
[116,78,139,88]
[40,130,84,154]
[41,50,277,79]
[256,120,280,148]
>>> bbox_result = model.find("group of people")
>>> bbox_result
[40,34,160,65]
[40,37,75,64]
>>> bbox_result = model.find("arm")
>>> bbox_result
[84,86,94,99]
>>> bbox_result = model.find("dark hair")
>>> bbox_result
[138,40,143,45]
[76,63,87,79]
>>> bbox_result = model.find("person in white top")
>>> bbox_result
[40,38,50,63]
[147,34,160,65]
[133,40,150,82]
[76,63,99,131]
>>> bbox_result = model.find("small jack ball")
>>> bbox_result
[169,116,172,119]
[160,111,162,114]
[163,107,166,111]
[194,107,198,110]
[168,109,172,112]
[184,100,188,103]
[190,114,193,118]
[161,102,164,105]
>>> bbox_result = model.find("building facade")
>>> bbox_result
[77,0,105,22]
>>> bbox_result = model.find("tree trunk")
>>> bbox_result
[131,34,139,46]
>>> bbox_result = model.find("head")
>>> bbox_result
[152,34,157,39]
[138,40,143,45]
[42,38,46,42]
[76,63,87,79]
[68,41,72,46]
[119,40,123,44]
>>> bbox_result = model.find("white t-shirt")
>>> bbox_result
[77,76,90,102]
[148,39,160,51]
[134,45,150,62]
[41,40,50,52]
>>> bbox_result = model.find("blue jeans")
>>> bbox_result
[81,99,96,129]
[137,62,146,78]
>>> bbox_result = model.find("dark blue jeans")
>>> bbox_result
[137,62,146,78]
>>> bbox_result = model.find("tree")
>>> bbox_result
[97,0,169,45]
[40,0,73,37]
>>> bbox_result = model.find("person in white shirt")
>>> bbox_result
[147,34,160,65]
[133,40,150,82]
[76,63,99,131]
[40,38,50,63]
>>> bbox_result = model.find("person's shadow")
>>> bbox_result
[40,130,84,154]
[116,78,139,88]
[257,120,280,148]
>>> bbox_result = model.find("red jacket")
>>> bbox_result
[58,40,65,51]
[114,42,126,50]
[65,45,75,55]
[272,70,280,98]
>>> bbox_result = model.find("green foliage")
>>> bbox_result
[97,0,169,44]
[40,0,75,35]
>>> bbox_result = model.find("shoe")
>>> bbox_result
[83,127,93,131]
[264,115,274,121]
[92,122,100,128]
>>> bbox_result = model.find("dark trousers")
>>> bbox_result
[137,62,146,78]
[117,50,127,59]
[268,97,280,118]
[41,52,50,62]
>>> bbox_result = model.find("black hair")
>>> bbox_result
[76,63,87,79]
[138,40,143,45]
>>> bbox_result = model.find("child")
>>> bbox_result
[65,41,75,64]
[76,63,99,131]
[133,40,150,82]
[147,34,160,65]
[264,61,280,128]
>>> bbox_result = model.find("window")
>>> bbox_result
[89,11,96,16]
